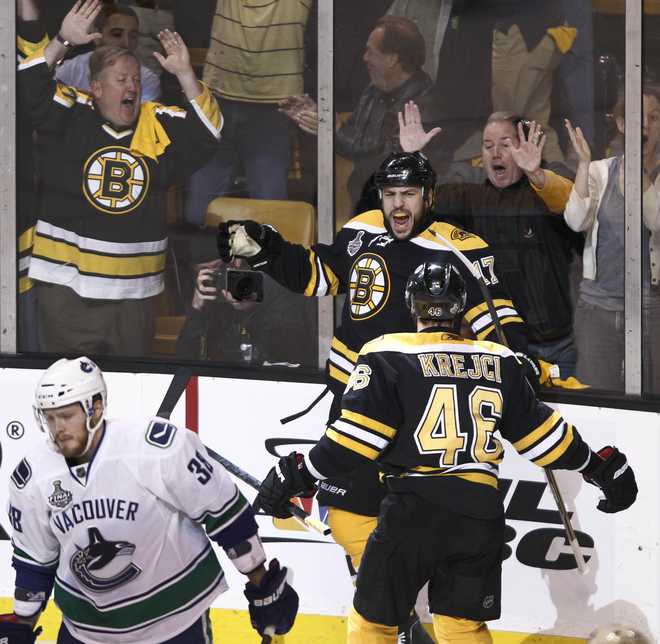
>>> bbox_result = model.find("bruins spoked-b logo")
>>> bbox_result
[349,253,390,320]
[70,527,141,592]
[82,146,150,214]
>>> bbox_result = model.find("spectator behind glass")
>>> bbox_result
[55,3,161,101]
[20,0,222,357]
[399,102,581,380]
[564,86,660,393]
[123,0,175,77]
[280,15,462,213]
[176,259,317,366]
[182,1,311,227]
[398,0,575,180]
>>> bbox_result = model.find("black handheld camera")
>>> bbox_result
[216,267,264,302]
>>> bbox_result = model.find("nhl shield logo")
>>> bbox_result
[347,230,365,257]
[48,480,73,509]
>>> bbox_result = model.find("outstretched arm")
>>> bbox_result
[398,100,442,153]
[42,0,102,68]
[153,29,201,101]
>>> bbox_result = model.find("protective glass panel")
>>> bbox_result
[15,0,319,371]
[642,2,660,397]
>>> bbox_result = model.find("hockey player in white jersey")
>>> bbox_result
[0,357,298,643]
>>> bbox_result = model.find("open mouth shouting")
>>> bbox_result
[388,208,413,239]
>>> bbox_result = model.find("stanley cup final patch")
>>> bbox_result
[347,230,365,256]
[48,480,73,509]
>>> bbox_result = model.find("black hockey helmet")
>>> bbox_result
[374,152,436,199]
[405,261,467,327]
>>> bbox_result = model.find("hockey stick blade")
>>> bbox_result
[157,367,193,420]
[204,445,331,536]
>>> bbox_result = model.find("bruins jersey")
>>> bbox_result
[266,210,529,395]
[17,42,222,300]
[308,330,593,519]
[16,23,49,296]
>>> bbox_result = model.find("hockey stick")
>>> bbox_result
[430,228,590,575]
[204,445,332,537]
[157,367,193,420]
[156,371,331,536]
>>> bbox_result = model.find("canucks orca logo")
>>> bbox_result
[70,527,141,592]
[348,252,390,320]
[82,146,150,215]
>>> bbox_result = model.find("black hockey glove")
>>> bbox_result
[244,559,299,636]
[256,452,317,519]
[583,446,638,513]
[216,220,283,268]
[0,614,42,644]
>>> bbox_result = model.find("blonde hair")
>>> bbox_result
[89,46,140,82]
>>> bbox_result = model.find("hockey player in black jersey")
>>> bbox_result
[218,151,534,640]
[255,261,638,644]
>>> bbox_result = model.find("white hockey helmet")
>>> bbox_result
[33,357,107,455]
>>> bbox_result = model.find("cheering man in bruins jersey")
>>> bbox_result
[17,0,222,356]
[218,151,532,639]
[256,261,638,644]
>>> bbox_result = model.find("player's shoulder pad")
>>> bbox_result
[341,209,387,234]
[423,220,488,251]
[467,338,516,359]
[360,332,424,356]
[145,417,179,449]
[10,457,33,490]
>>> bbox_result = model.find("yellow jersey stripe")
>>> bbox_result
[341,410,397,439]
[464,299,516,323]
[33,237,166,277]
[304,250,318,296]
[513,411,562,451]
[534,425,575,467]
[18,226,35,254]
[323,261,341,296]
[476,316,524,340]
[328,364,350,384]
[326,428,379,460]
[19,276,34,294]
[331,337,359,362]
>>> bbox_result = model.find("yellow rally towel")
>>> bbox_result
[547,26,578,54]
[130,102,171,161]
[539,359,590,390]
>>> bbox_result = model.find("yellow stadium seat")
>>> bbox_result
[205,197,316,247]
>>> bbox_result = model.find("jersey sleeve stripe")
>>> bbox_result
[340,409,397,438]
[464,299,516,323]
[325,428,380,460]
[532,424,575,467]
[315,253,330,295]
[328,363,350,385]
[329,349,356,374]
[476,316,525,340]
[331,419,390,450]
[513,410,563,451]
[517,421,570,462]
[331,337,360,362]
[12,546,59,569]
[189,84,223,139]
[320,260,340,296]
[303,249,319,296]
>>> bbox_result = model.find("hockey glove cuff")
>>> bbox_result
[582,446,638,513]
[0,614,42,644]
[256,452,317,519]
[244,559,299,635]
